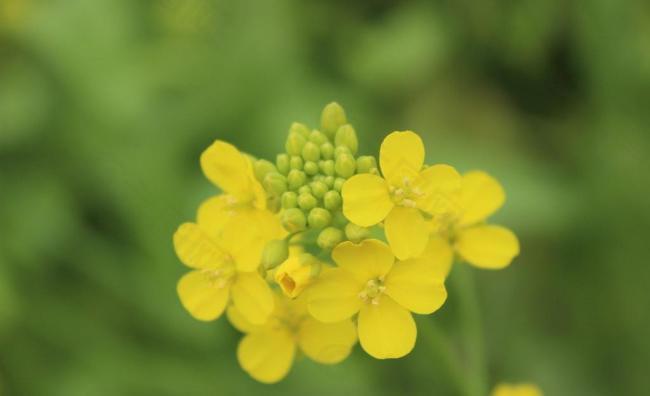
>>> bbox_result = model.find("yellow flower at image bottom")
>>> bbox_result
[431,170,520,270]
[342,131,461,260]
[307,239,448,359]
[229,293,357,384]
[492,383,543,396]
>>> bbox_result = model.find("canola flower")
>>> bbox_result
[172,102,522,384]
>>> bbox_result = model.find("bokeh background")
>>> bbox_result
[1,0,649,395]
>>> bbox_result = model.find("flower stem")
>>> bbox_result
[452,263,488,396]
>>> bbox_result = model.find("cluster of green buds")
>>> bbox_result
[254,103,376,263]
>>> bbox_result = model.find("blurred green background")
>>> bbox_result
[1,0,649,395]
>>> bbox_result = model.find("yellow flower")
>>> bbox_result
[492,383,543,396]
[230,293,357,384]
[307,239,448,359]
[342,131,461,260]
[174,207,285,325]
[430,171,520,270]
[274,247,320,298]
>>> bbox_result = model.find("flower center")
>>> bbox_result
[389,176,424,208]
[359,278,386,305]
[201,261,235,289]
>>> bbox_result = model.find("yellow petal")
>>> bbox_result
[218,210,284,272]
[384,207,428,260]
[196,195,237,239]
[298,317,357,364]
[230,272,274,325]
[416,236,454,280]
[384,257,447,315]
[492,383,543,396]
[458,171,505,226]
[455,225,520,269]
[416,164,462,215]
[379,131,425,184]
[307,268,363,323]
[342,174,393,227]
[200,140,262,206]
[357,296,416,359]
[237,329,295,384]
[177,270,230,321]
[226,305,263,334]
[173,223,228,269]
[332,239,394,282]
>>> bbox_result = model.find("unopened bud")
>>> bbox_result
[290,122,310,138]
[317,227,344,250]
[324,190,342,210]
[298,192,318,211]
[298,185,311,195]
[321,102,347,139]
[290,155,304,170]
[275,253,317,298]
[335,124,358,155]
[335,153,356,178]
[281,191,298,209]
[286,132,307,156]
[334,146,351,158]
[287,169,306,190]
[320,142,335,159]
[310,181,328,198]
[319,159,335,176]
[309,130,328,145]
[324,175,335,188]
[302,141,320,162]
[304,161,319,176]
[262,239,289,270]
[308,208,332,229]
[345,223,370,243]
[282,208,306,232]
[263,172,287,196]
[333,177,346,192]
[276,154,290,175]
[356,156,377,174]
[254,159,277,182]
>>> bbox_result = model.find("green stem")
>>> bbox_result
[452,263,488,396]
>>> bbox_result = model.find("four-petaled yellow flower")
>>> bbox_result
[342,131,461,260]
[230,293,357,383]
[274,247,320,299]
[492,383,543,396]
[307,239,448,359]
[430,171,520,270]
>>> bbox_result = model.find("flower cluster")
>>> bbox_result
[173,103,520,383]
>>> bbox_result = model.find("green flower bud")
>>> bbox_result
[276,154,290,175]
[290,155,304,170]
[298,185,312,195]
[281,191,298,209]
[321,102,347,139]
[282,208,306,232]
[333,177,346,192]
[262,239,289,270]
[312,174,325,182]
[317,227,344,249]
[335,153,356,178]
[290,122,310,138]
[298,192,318,211]
[263,172,287,196]
[356,155,377,174]
[324,175,335,188]
[319,159,335,176]
[320,142,335,159]
[304,161,319,176]
[309,130,328,145]
[287,169,306,190]
[308,208,332,229]
[302,141,320,162]
[324,190,342,210]
[335,124,358,155]
[345,223,370,243]
[286,132,307,156]
[310,181,328,198]
[332,211,348,227]
[334,146,351,157]
[254,159,277,182]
